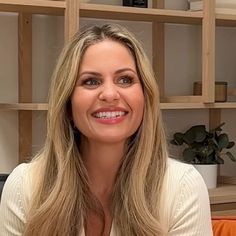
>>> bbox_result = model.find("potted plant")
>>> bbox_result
[170,122,236,188]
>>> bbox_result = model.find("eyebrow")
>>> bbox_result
[78,68,137,78]
[78,71,101,77]
[114,68,137,75]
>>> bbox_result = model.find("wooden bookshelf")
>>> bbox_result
[0,103,48,111]
[80,4,202,24]
[0,0,65,15]
[209,184,236,216]
[216,8,236,26]
[209,185,236,205]
[0,1,202,24]
[160,102,236,110]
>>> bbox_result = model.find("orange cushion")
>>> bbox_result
[212,216,236,236]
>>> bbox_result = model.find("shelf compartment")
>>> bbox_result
[80,4,203,24]
[0,103,48,110]
[0,1,203,24]
[0,0,65,15]
[162,96,203,103]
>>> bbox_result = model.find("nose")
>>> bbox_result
[98,82,120,103]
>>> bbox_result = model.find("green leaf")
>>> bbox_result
[227,141,235,149]
[173,132,184,145]
[170,140,178,145]
[184,125,206,144]
[183,148,196,162]
[218,134,229,149]
[209,138,219,149]
[210,122,225,132]
[197,146,209,158]
[225,152,236,162]
[215,155,224,164]
[207,147,214,156]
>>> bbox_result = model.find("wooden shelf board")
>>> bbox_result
[216,8,236,26]
[0,103,48,110]
[80,4,202,24]
[0,1,203,24]
[160,102,236,109]
[211,209,236,216]
[0,1,202,24]
[0,0,65,15]
[2,2,236,26]
[209,184,236,204]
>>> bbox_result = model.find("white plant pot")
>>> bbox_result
[194,164,218,189]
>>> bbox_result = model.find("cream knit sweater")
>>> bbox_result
[0,158,213,236]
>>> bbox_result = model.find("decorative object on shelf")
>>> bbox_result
[123,0,148,8]
[194,164,218,189]
[193,81,228,102]
[188,0,236,11]
[170,123,236,188]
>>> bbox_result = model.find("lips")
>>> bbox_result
[91,107,128,123]
[93,111,126,119]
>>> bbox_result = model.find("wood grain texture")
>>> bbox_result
[18,13,32,163]
[0,0,65,15]
[0,103,48,110]
[202,0,215,103]
[152,0,165,101]
[209,184,236,204]
[209,108,221,130]
[65,0,79,42]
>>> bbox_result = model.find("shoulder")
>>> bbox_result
[0,162,33,234]
[3,162,32,198]
[160,158,213,235]
[0,162,33,215]
[163,158,208,205]
[165,158,206,188]
[166,157,198,178]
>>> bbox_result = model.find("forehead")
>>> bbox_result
[79,39,136,70]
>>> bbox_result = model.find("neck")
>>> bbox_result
[82,139,126,197]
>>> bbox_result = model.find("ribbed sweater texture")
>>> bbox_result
[0,158,213,235]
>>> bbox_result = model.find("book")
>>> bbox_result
[123,0,148,8]
[188,0,236,11]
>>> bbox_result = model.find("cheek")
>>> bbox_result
[70,92,87,125]
[134,87,144,110]
[130,88,145,123]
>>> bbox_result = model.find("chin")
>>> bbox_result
[93,135,129,144]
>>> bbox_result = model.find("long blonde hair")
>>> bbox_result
[24,24,168,236]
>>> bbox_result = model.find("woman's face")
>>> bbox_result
[71,39,144,144]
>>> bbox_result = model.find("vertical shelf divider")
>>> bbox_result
[202,0,215,103]
[65,0,79,42]
[18,13,32,163]
[152,0,165,102]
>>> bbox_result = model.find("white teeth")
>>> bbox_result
[94,111,126,119]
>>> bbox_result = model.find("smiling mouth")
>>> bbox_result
[92,111,128,119]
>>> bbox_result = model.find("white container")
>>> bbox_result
[194,164,218,189]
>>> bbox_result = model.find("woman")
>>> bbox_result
[0,24,213,235]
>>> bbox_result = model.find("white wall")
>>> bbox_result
[0,0,236,176]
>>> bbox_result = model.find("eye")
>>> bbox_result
[81,78,101,88]
[117,75,134,87]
